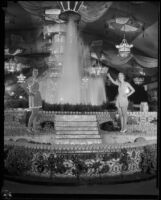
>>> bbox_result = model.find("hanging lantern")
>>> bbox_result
[86,65,108,77]
[5,59,16,72]
[133,77,144,85]
[4,58,24,73]
[116,24,133,58]
[116,38,133,58]
[17,73,26,83]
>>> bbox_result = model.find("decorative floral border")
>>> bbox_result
[4,142,157,182]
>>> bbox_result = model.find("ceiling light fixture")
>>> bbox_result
[17,73,26,83]
[115,24,133,58]
[133,77,144,85]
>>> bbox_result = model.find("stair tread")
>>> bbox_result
[55,135,101,139]
[55,115,97,122]
[56,131,99,135]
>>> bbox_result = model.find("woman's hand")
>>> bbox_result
[107,73,110,77]
[106,72,119,86]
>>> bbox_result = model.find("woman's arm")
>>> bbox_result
[107,73,119,86]
[126,82,135,97]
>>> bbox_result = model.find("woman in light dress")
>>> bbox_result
[107,72,135,133]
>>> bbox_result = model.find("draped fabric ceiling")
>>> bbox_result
[18,1,113,23]
[101,50,158,68]
[5,1,159,79]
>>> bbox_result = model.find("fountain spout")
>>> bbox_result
[57,1,83,22]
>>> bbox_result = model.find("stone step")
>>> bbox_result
[55,134,101,139]
[55,115,97,122]
[55,126,98,131]
[55,121,98,127]
[56,130,99,135]
[54,138,102,145]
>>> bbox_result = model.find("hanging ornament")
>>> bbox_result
[115,24,133,58]
[17,73,26,83]
[133,77,144,85]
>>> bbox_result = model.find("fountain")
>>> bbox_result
[4,1,157,184]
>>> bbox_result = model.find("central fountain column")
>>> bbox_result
[57,18,81,104]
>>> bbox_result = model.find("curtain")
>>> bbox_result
[18,1,44,16]
[133,55,158,68]
[102,50,133,66]
[101,50,158,68]
[79,2,112,23]
[19,1,112,23]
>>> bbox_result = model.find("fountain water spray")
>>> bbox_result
[39,1,107,105]
[57,18,81,104]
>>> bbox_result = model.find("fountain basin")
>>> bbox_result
[4,110,157,184]
[4,139,157,185]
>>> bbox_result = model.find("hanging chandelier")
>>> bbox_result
[5,59,29,73]
[133,77,144,85]
[17,73,26,83]
[94,66,108,76]
[4,60,22,73]
[47,31,65,68]
[5,59,17,73]
[89,52,108,76]
[86,63,108,77]
[53,32,64,66]
[115,24,133,58]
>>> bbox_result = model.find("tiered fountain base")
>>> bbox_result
[4,110,157,185]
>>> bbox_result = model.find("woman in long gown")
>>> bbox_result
[107,72,135,133]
